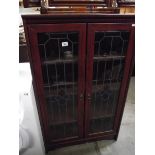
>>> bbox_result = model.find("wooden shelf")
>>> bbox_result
[42,58,78,65]
[93,55,125,61]
[92,82,121,91]
[42,55,125,65]
[44,82,77,88]
[50,119,77,126]
[44,82,77,98]
[92,114,114,120]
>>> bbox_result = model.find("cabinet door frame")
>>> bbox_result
[27,23,86,144]
[85,23,134,138]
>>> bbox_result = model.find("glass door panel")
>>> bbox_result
[94,31,129,57]
[37,30,82,140]
[90,59,125,133]
[87,27,130,135]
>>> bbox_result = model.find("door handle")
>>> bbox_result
[79,94,84,101]
[87,94,91,102]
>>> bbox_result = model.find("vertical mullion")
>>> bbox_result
[68,32,76,137]
[72,45,75,121]
[104,35,114,119]
[105,59,114,116]
[94,61,99,117]
[58,39,61,60]
[43,41,55,125]
[103,61,107,86]
[105,37,113,115]
[111,59,122,115]
[55,63,61,122]
[92,33,100,132]
[101,60,107,131]
[44,44,51,95]
[110,37,114,56]
[63,62,67,138]
[98,41,101,57]
[55,63,59,95]
[121,40,125,56]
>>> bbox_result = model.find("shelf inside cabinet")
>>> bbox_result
[50,119,77,126]
[42,57,78,65]
[92,114,114,120]
[44,82,77,98]
[92,82,121,92]
[44,82,77,87]
[93,55,125,61]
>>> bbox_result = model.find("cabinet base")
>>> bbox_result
[46,133,116,152]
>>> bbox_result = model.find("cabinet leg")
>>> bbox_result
[114,134,118,141]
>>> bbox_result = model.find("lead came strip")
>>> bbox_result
[44,44,51,95]
[72,57,75,137]
[105,34,114,117]
[93,60,99,131]
[63,62,67,137]
[106,60,114,115]
[54,63,61,124]
[58,39,61,60]
[111,59,123,116]
[43,43,54,124]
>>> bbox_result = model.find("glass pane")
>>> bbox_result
[38,31,79,140]
[38,32,79,61]
[89,30,129,134]
[94,31,130,57]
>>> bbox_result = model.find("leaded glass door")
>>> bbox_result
[85,24,134,137]
[28,24,86,143]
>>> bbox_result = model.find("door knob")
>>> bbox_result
[87,94,91,102]
[79,94,84,101]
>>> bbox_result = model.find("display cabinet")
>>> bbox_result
[22,12,134,152]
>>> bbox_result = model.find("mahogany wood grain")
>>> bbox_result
[22,14,134,25]
[22,14,135,152]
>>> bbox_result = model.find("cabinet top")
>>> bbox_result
[22,13,135,24]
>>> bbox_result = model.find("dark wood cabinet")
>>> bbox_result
[22,14,134,152]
